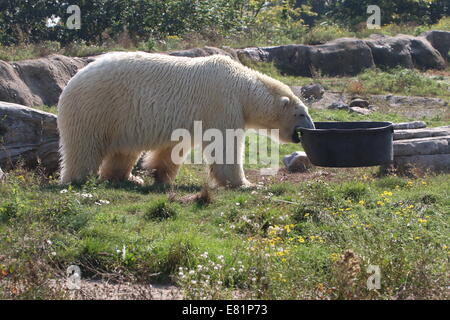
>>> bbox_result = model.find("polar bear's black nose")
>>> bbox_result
[292,129,301,143]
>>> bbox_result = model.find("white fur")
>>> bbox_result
[57,52,313,187]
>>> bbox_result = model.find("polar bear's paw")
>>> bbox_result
[128,175,145,186]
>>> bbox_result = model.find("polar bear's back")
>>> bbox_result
[57,52,252,150]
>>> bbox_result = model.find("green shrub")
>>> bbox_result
[144,199,179,221]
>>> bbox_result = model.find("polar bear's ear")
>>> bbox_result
[281,96,290,107]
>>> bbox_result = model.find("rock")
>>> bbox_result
[328,101,349,110]
[238,38,375,77]
[393,121,427,130]
[394,136,450,157]
[168,46,238,60]
[394,154,450,172]
[349,106,372,115]
[0,166,4,181]
[421,30,450,62]
[0,102,59,173]
[365,34,446,70]
[0,54,91,107]
[239,32,448,77]
[301,84,325,100]
[283,151,312,172]
[349,98,370,108]
[308,38,375,76]
[394,126,450,140]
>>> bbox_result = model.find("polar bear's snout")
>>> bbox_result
[292,114,315,143]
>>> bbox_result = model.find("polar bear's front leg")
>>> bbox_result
[99,152,143,185]
[207,132,252,188]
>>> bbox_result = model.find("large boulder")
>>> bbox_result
[0,102,59,173]
[238,39,374,76]
[421,30,450,62]
[308,38,375,76]
[0,54,91,107]
[365,34,446,70]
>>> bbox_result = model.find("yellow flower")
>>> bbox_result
[297,236,305,243]
[330,253,340,262]
[358,200,365,205]
[418,218,428,224]
[377,201,385,206]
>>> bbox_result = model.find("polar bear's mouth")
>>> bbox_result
[292,129,302,143]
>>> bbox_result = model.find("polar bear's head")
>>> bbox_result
[245,72,315,144]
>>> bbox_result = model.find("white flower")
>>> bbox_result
[189,270,195,275]
[80,193,93,198]
[60,189,68,194]
[191,280,197,285]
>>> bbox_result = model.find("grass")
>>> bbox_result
[0,163,448,299]
[245,60,450,101]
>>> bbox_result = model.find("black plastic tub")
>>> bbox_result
[297,121,394,167]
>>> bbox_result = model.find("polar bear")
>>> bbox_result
[57,52,314,187]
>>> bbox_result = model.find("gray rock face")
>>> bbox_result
[393,121,427,130]
[0,54,91,107]
[395,154,450,172]
[0,102,59,173]
[0,166,4,181]
[393,123,450,172]
[394,126,450,140]
[422,30,450,62]
[238,31,449,76]
[394,136,450,156]
[349,106,372,115]
[301,84,325,100]
[238,38,374,77]
[365,34,446,70]
[328,101,349,110]
[283,151,311,172]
